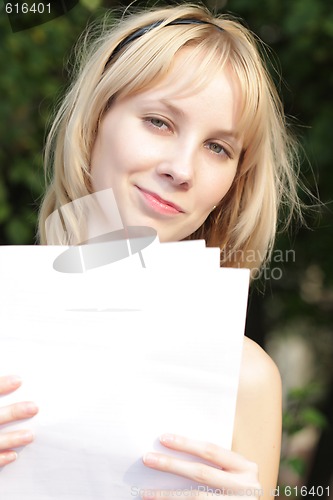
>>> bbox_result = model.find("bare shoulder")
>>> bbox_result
[238,336,282,397]
[232,336,282,496]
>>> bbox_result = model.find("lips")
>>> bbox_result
[136,186,184,214]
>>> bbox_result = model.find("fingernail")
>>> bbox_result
[143,453,158,466]
[4,451,17,463]
[24,402,39,416]
[20,431,34,444]
[160,433,175,444]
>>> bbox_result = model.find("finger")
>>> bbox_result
[0,401,39,426]
[143,452,239,491]
[0,429,35,451]
[159,433,248,471]
[0,451,18,467]
[0,375,22,395]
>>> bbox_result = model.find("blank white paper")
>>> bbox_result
[0,244,249,499]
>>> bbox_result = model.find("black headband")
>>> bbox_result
[105,18,224,67]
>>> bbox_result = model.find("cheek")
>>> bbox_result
[90,134,131,189]
[220,171,237,198]
[106,127,159,175]
[200,169,237,208]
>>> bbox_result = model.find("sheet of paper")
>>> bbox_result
[0,244,249,499]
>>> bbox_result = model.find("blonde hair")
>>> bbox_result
[38,3,301,275]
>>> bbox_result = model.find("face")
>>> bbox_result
[90,51,243,242]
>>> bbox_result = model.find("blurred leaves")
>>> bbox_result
[282,456,307,478]
[280,383,328,480]
[283,384,328,435]
[0,0,103,244]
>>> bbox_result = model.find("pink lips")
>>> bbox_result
[136,187,184,215]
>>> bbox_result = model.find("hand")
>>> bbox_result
[0,375,38,467]
[141,433,262,499]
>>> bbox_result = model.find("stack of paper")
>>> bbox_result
[0,241,249,499]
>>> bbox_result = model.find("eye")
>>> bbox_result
[150,118,166,128]
[144,117,170,131]
[206,142,232,159]
[209,143,223,154]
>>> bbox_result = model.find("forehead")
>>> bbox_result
[130,49,242,131]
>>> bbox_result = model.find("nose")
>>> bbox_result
[156,144,195,189]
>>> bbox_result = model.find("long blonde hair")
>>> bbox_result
[38,3,301,274]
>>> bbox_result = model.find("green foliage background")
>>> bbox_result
[0,0,332,487]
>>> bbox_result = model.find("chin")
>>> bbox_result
[158,228,193,243]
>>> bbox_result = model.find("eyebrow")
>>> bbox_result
[159,98,187,120]
[141,97,242,150]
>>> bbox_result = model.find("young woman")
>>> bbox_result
[0,4,301,498]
